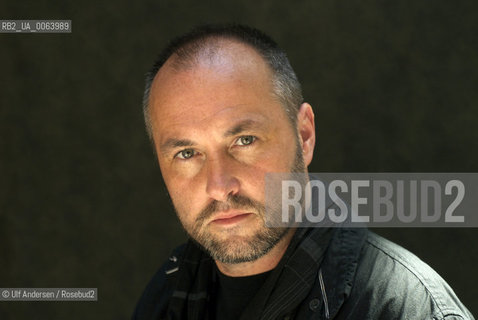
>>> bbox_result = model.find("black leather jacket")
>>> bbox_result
[133,228,474,320]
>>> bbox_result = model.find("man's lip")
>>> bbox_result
[210,211,253,223]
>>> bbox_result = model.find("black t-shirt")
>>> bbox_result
[214,266,271,320]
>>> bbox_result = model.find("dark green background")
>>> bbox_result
[0,0,477,319]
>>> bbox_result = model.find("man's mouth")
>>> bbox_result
[210,212,253,226]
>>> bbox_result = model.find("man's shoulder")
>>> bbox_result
[340,231,474,319]
[132,243,187,320]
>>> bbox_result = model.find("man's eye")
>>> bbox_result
[235,135,256,146]
[175,149,195,160]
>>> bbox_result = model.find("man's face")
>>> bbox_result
[148,42,307,263]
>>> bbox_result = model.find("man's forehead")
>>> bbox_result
[150,68,273,122]
[156,103,274,144]
[149,42,276,118]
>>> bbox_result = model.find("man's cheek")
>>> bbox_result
[170,191,199,218]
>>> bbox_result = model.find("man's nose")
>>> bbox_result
[205,153,240,202]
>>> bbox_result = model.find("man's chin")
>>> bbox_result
[194,228,289,264]
[203,236,263,263]
[209,242,272,264]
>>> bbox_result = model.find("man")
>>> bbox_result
[133,24,474,319]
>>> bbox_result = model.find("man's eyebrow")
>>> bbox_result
[159,119,265,153]
[224,119,264,137]
[160,138,196,153]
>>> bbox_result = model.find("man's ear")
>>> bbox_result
[296,102,316,167]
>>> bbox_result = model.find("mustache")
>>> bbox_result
[196,194,264,224]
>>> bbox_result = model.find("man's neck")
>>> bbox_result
[215,228,296,277]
